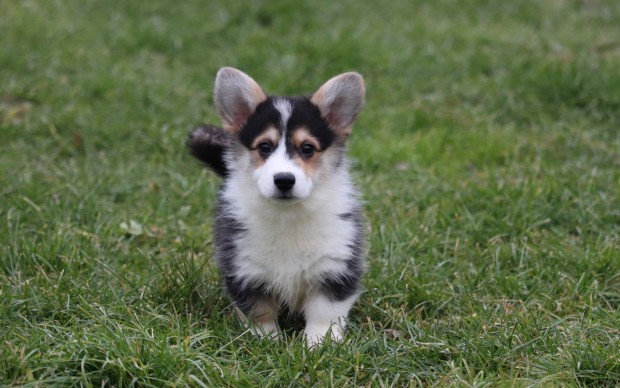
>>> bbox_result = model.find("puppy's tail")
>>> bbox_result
[187,124,232,178]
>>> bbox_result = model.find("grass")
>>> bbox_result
[1,0,619,385]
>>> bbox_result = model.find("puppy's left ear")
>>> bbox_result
[311,72,365,137]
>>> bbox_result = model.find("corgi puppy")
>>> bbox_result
[187,67,366,347]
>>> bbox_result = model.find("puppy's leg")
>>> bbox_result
[302,292,358,348]
[236,296,280,339]
[224,277,280,339]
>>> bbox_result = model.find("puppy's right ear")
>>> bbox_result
[214,67,267,133]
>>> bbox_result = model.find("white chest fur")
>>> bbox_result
[221,167,359,307]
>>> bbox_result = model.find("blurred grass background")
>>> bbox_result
[1,0,619,385]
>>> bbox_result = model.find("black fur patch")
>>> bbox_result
[238,98,281,149]
[237,97,335,159]
[320,272,360,301]
[214,197,246,276]
[286,98,335,157]
[321,206,365,301]
[223,276,268,314]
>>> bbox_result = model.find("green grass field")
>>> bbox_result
[2,0,619,385]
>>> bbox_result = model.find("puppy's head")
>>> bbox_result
[214,67,365,201]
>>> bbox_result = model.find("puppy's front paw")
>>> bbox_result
[303,323,343,348]
[251,321,281,340]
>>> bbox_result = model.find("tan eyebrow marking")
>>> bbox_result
[292,128,321,151]
[251,126,280,149]
[290,127,323,178]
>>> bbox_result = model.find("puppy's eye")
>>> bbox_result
[258,142,272,156]
[300,143,315,158]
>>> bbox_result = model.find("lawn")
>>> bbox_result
[1,0,619,385]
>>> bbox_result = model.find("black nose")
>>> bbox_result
[274,173,296,192]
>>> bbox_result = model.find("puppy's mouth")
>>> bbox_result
[275,192,295,200]
[269,191,302,203]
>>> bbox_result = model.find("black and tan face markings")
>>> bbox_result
[238,96,337,171]
[286,98,335,154]
[248,126,279,167]
[247,125,324,172]
[238,98,281,150]
[290,128,323,177]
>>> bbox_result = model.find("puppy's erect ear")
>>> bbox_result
[311,72,365,137]
[214,67,267,132]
